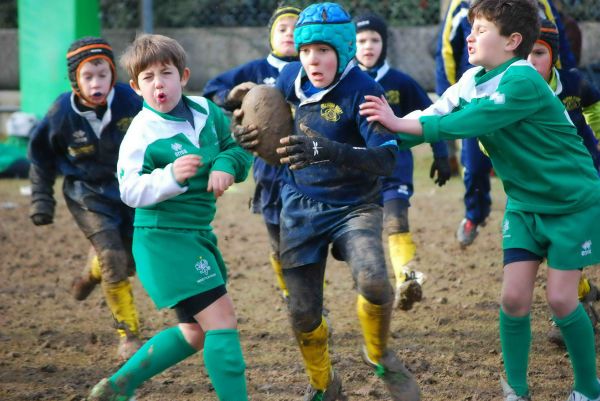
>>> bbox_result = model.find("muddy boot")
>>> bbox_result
[116,323,142,363]
[88,378,134,401]
[547,320,565,348]
[72,254,101,301]
[303,370,342,401]
[394,271,423,311]
[362,347,421,401]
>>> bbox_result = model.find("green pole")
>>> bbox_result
[18,0,100,118]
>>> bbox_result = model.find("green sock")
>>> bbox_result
[499,308,531,397]
[554,303,600,399]
[203,329,248,401]
[110,326,197,396]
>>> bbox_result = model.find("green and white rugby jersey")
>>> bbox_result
[117,96,251,229]
[407,57,600,215]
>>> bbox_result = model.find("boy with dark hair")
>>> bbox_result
[28,36,143,362]
[435,0,577,248]
[88,33,251,401]
[354,12,451,310]
[361,0,600,399]
[264,3,420,400]
[204,4,301,301]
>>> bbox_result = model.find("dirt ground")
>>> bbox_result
[0,147,596,401]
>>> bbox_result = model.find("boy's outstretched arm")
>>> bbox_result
[360,95,423,136]
[276,123,396,176]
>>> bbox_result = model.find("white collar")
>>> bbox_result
[295,60,357,106]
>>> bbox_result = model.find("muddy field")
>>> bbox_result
[1,148,596,401]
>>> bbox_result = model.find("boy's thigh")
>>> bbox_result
[65,195,132,238]
[503,205,600,270]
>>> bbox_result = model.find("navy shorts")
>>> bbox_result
[279,184,383,269]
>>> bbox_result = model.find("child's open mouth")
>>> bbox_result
[157,93,167,103]
[91,92,104,100]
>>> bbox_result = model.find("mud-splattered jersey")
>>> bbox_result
[28,83,141,213]
[276,60,398,206]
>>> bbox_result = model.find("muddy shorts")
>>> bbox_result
[65,196,135,282]
[502,204,600,270]
[279,184,383,269]
[133,227,227,309]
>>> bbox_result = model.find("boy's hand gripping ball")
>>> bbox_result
[236,85,293,165]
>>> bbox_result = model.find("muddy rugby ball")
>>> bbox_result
[240,85,293,166]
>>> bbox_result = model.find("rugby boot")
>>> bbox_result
[71,254,101,301]
[394,270,424,311]
[88,378,135,401]
[303,370,342,401]
[361,347,421,401]
[501,377,531,401]
[457,218,479,247]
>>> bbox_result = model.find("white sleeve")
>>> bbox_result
[117,121,187,208]
[405,67,479,119]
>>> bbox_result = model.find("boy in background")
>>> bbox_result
[360,0,600,399]
[203,5,301,301]
[528,19,600,348]
[89,34,251,401]
[354,12,451,310]
[28,37,142,362]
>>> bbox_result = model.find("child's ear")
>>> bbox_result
[505,32,523,53]
[180,67,191,87]
[129,79,142,96]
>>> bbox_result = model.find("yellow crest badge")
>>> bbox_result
[320,103,343,122]
[385,90,400,105]
[117,117,135,133]
[562,96,581,111]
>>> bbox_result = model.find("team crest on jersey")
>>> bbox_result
[321,103,343,122]
[195,256,212,275]
[502,219,510,238]
[171,142,188,157]
[72,130,88,144]
[116,117,134,133]
[385,90,400,105]
[581,240,592,256]
[562,96,581,111]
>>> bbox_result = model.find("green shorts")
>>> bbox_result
[133,227,227,309]
[502,204,600,270]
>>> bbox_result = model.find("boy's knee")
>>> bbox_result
[546,291,577,317]
[288,302,322,333]
[501,290,530,316]
[357,272,393,305]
